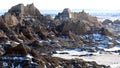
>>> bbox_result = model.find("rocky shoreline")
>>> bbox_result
[0,3,117,68]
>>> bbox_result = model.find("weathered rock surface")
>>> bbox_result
[8,3,41,19]
[3,13,19,26]
[55,8,102,34]
[0,3,113,68]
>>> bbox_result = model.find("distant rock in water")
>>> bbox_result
[102,19,113,25]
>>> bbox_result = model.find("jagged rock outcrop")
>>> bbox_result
[0,3,115,68]
[8,3,48,26]
[55,8,102,27]
[8,3,41,19]
[55,8,102,34]
[55,8,73,21]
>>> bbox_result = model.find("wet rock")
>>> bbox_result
[55,8,102,27]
